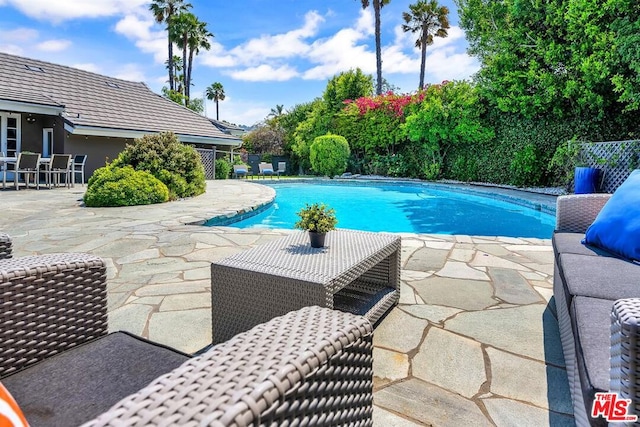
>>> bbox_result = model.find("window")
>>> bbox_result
[25,65,44,72]
[106,81,120,89]
[0,113,21,157]
[43,128,54,158]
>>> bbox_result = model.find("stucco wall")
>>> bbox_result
[64,134,127,182]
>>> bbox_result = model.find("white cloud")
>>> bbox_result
[229,11,322,62]
[199,41,239,68]
[228,64,299,82]
[112,63,147,82]
[73,63,101,73]
[114,14,167,64]
[0,27,39,42]
[0,44,24,55]
[36,39,71,52]
[1,0,148,22]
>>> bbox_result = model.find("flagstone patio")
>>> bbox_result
[0,181,574,426]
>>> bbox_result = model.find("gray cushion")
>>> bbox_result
[571,296,614,426]
[2,332,190,427]
[560,253,640,301]
[553,232,610,258]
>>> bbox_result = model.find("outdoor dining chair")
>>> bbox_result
[0,151,6,190]
[44,154,72,189]
[14,152,41,190]
[73,154,87,186]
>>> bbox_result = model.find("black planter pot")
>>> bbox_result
[309,231,326,248]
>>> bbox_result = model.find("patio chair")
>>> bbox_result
[0,232,11,259]
[258,162,274,179]
[44,154,72,189]
[72,154,87,186]
[232,164,248,179]
[276,161,286,178]
[13,152,41,190]
[0,151,7,189]
[0,253,374,426]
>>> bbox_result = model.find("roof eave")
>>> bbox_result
[64,123,242,146]
[0,99,64,116]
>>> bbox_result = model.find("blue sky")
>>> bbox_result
[0,0,479,126]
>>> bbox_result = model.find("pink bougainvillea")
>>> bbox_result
[344,90,426,118]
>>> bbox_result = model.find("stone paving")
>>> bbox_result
[0,181,574,426]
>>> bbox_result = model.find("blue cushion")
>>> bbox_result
[235,168,247,174]
[584,170,640,261]
[263,169,273,173]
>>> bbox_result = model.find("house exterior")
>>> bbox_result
[0,52,241,181]
[209,119,247,137]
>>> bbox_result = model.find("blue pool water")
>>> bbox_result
[229,182,555,238]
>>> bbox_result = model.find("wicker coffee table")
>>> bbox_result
[211,229,401,344]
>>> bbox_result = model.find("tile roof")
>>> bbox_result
[0,52,240,145]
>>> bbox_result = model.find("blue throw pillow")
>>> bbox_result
[584,169,640,262]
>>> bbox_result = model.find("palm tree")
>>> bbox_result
[149,0,192,92]
[402,0,450,90]
[268,104,285,118]
[171,12,212,105]
[357,0,391,95]
[185,19,213,102]
[206,82,225,120]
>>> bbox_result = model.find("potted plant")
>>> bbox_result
[549,139,605,194]
[294,203,338,248]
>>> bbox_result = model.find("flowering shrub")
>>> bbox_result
[344,91,425,118]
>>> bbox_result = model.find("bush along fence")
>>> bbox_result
[580,140,640,193]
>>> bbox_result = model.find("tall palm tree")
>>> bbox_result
[149,0,191,91]
[185,19,213,102]
[357,0,391,95]
[206,82,225,120]
[402,0,450,90]
[170,14,213,104]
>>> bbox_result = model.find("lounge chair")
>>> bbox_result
[0,253,374,426]
[276,161,286,178]
[258,162,274,179]
[232,164,248,179]
[13,152,41,190]
[0,232,11,259]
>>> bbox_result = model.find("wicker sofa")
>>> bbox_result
[0,232,11,259]
[0,252,374,426]
[553,194,640,426]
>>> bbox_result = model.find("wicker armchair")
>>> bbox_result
[554,194,640,425]
[0,232,12,259]
[0,253,374,426]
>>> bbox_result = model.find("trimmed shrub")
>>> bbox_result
[111,132,205,199]
[215,158,232,179]
[84,165,169,207]
[310,134,350,178]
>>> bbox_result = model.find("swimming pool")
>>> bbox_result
[225,181,556,238]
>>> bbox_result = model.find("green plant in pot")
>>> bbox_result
[294,203,337,248]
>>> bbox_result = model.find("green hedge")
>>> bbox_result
[215,158,232,179]
[84,166,169,207]
[111,132,205,199]
[310,134,350,178]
